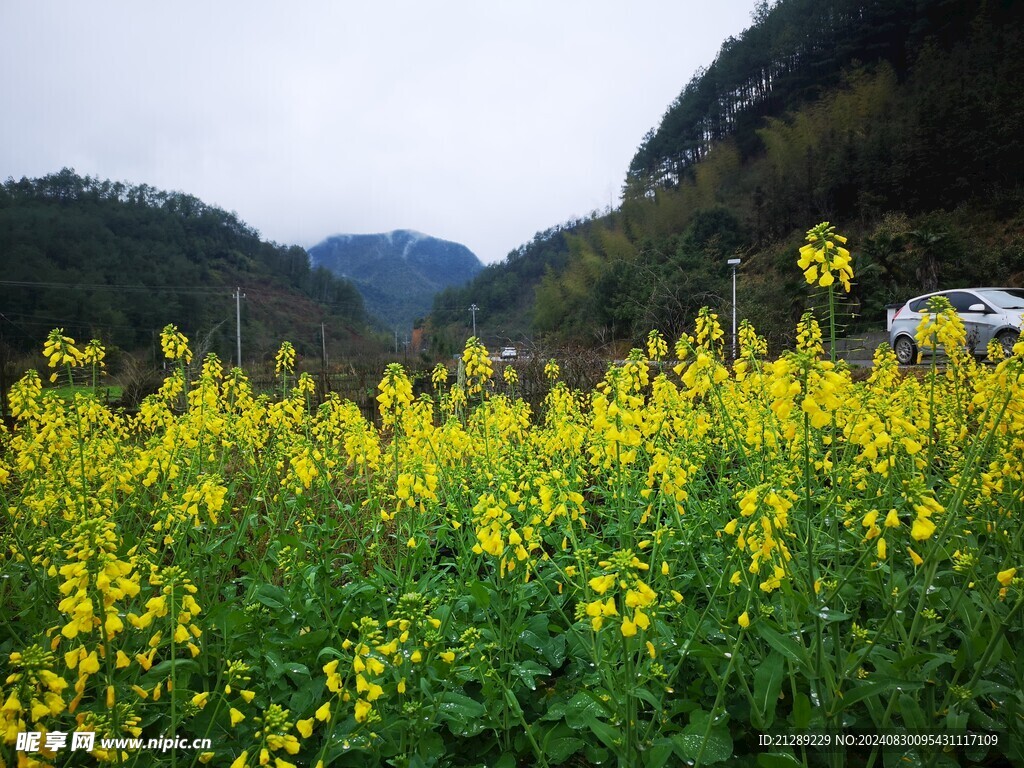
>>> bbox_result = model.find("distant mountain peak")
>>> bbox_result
[309,230,483,329]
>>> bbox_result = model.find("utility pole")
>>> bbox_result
[468,303,479,338]
[727,259,741,360]
[321,322,328,369]
[233,287,246,368]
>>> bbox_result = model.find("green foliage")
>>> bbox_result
[429,223,579,346]
[0,170,371,361]
[5,327,1024,766]
[309,232,483,332]
[427,0,1024,350]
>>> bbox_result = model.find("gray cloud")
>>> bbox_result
[1,1,758,263]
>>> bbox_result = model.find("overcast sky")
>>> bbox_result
[1,1,759,264]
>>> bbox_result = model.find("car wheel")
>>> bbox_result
[997,329,1021,357]
[893,335,917,365]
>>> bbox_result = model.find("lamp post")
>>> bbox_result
[233,287,245,368]
[727,258,741,360]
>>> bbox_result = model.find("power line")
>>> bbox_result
[0,310,233,339]
[0,279,228,296]
[1,281,373,317]
[0,311,167,332]
[0,311,35,339]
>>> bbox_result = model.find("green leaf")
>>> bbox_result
[253,583,289,610]
[564,691,610,729]
[414,731,447,763]
[290,627,329,649]
[815,608,852,623]
[436,691,486,737]
[757,753,802,768]
[964,743,993,765]
[755,623,810,674]
[146,658,200,679]
[645,739,676,768]
[503,688,524,718]
[631,686,663,710]
[543,631,567,668]
[945,707,968,731]
[752,653,785,728]
[545,737,585,763]
[837,681,890,709]
[264,650,284,680]
[673,730,733,765]
[282,662,310,681]
[316,646,342,663]
[883,748,924,768]
[511,660,550,691]
[288,679,320,714]
[206,604,248,636]
[588,719,621,751]
[791,692,812,729]
[202,531,237,556]
[674,711,733,765]
[467,579,491,609]
[898,693,928,730]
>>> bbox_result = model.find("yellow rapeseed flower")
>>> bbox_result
[797,222,853,292]
[160,324,193,363]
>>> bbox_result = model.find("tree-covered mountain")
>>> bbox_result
[428,0,1024,352]
[308,230,483,331]
[0,169,373,363]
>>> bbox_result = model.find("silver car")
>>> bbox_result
[888,287,1024,364]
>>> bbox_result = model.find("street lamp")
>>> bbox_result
[727,258,741,360]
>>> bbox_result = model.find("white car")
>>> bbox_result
[500,346,518,360]
[888,287,1024,364]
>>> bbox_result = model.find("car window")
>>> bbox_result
[977,288,1024,309]
[946,291,983,312]
[908,296,933,312]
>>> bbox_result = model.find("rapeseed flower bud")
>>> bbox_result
[275,341,296,375]
[43,328,86,369]
[646,330,668,361]
[544,358,560,382]
[462,337,493,395]
[430,362,449,389]
[160,324,193,363]
[914,295,967,363]
[797,222,853,292]
[377,363,413,426]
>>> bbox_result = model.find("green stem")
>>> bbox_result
[828,284,837,365]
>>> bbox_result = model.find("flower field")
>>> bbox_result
[3,230,1024,767]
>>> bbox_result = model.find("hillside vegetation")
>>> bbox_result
[309,230,482,332]
[0,169,373,364]
[429,0,1024,351]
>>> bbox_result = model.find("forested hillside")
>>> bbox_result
[429,0,1024,351]
[430,222,579,350]
[0,169,373,363]
[309,230,482,331]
